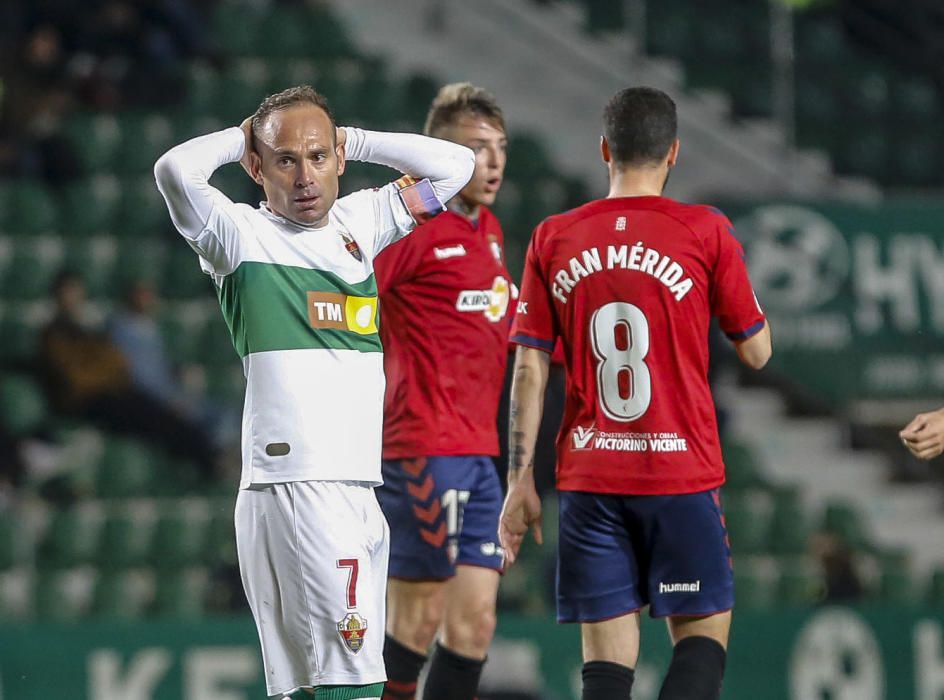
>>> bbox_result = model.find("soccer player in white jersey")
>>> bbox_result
[154,85,474,700]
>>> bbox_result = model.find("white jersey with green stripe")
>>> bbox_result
[154,125,474,488]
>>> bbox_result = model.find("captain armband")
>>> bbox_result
[394,175,446,225]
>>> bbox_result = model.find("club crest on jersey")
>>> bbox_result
[337,612,368,653]
[340,233,362,262]
[455,276,510,322]
[487,234,503,263]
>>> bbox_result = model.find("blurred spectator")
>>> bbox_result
[39,270,219,481]
[811,531,864,602]
[108,279,238,449]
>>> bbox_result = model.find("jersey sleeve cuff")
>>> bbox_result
[725,318,766,341]
[510,333,555,353]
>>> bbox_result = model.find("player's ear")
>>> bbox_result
[666,138,680,168]
[249,151,264,185]
[600,135,611,164]
[335,141,346,177]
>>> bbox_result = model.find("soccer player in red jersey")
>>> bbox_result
[499,87,772,700]
[374,83,511,700]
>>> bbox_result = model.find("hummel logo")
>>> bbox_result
[434,244,467,260]
[572,426,595,450]
[659,581,701,594]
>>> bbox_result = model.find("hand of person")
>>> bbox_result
[239,117,256,179]
[900,407,944,460]
[499,479,543,566]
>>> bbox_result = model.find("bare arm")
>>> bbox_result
[734,320,772,369]
[499,346,552,565]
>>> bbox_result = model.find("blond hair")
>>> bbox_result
[424,82,505,137]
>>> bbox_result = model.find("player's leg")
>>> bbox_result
[558,491,643,699]
[423,456,504,700]
[643,488,734,700]
[376,458,455,700]
[659,612,731,700]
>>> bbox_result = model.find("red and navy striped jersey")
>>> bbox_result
[511,196,764,495]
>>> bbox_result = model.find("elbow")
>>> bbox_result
[745,346,772,370]
[153,151,177,190]
[455,144,475,188]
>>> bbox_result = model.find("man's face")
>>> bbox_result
[442,117,506,210]
[250,104,345,227]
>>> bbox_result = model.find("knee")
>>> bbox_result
[387,587,444,652]
[443,600,497,657]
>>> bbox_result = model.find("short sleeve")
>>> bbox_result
[709,216,766,341]
[374,223,426,294]
[510,227,558,353]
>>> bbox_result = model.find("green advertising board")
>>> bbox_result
[720,201,944,408]
[1,607,943,699]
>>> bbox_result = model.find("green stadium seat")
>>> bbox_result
[722,489,771,555]
[0,512,21,571]
[162,246,213,300]
[776,562,823,605]
[795,20,847,66]
[98,508,153,570]
[1,235,64,300]
[889,131,941,187]
[212,1,263,56]
[733,560,776,609]
[878,549,916,605]
[114,238,168,290]
[114,176,171,238]
[205,501,238,567]
[96,437,160,498]
[645,3,694,59]
[205,363,246,408]
[34,569,95,621]
[928,568,944,606]
[39,507,103,569]
[4,181,58,234]
[0,305,45,363]
[92,569,152,619]
[64,113,122,173]
[0,374,48,437]
[213,61,272,123]
[197,314,237,365]
[722,440,766,490]
[892,77,942,123]
[61,177,121,236]
[766,489,811,556]
[153,567,208,618]
[150,504,209,569]
[114,114,177,176]
[160,304,210,364]
[821,500,869,550]
[62,236,118,299]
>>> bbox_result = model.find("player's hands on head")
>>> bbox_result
[336,126,347,152]
[900,407,944,460]
[498,481,543,566]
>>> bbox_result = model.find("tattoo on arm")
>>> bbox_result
[509,430,529,477]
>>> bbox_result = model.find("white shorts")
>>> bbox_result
[235,480,389,697]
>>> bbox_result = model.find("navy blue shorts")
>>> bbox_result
[377,456,505,580]
[557,488,733,622]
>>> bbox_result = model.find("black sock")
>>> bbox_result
[383,635,427,700]
[421,642,485,700]
[658,635,727,700]
[581,660,635,699]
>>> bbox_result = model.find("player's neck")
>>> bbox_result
[606,166,667,199]
[447,197,481,223]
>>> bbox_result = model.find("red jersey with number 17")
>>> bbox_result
[510,196,765,496]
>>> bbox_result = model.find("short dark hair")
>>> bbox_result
[251,85,335,142]
[603,87,677,167]
[424,82,505,137]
